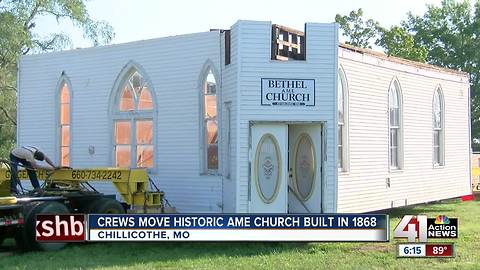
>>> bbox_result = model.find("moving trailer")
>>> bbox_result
[0,167,164,251]
[16,20,471,214]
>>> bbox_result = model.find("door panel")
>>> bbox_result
[288,124,322,213]
[250,124,288,213]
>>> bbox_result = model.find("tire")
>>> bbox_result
[17,201,70,251]
[15,202,41,251]
[0,227,6,246]
[88,198,125,214]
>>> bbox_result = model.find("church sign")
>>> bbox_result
[261,78,315,106]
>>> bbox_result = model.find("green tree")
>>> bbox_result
[402,0,480,142]
[335,8,380,48]
[337,1,480,144]
[376,26,427,62]
[335,9,427,62]
[0,0,114,157]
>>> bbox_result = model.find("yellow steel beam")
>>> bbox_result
[472,167,480,176]
[0,168,132,182]
[0,168,162,208]
[472,168,480,192]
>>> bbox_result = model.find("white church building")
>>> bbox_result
[16,20,471,213]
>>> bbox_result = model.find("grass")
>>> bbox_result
[1,198,479,270]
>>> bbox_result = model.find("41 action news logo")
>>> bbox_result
[394,215,458,242]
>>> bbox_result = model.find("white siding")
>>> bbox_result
[337,48,471,212]
[221,27,240,213]
[235,21,338,212]
[17,20,471,214]
[18,32,223,213]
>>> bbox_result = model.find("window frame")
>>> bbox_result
[388,78,403,171]
[224,101,232,179]
[433,86,445,167]
[199,63,221,175]
[56,74,72,167]
[337,66,349,173]
[114,120,132,168]
[111,64,156,171]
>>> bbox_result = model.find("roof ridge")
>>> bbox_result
[339,43,468,77]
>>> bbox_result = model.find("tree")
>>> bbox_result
[402,0,480,143]
[336,0,480,144]
[376,26,427,62]
[335,8,380,49]
[335,9,427,62]
[0,0,114,157]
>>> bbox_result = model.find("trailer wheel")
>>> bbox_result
[88,198,125,214]
[0,227,6,246]
[15,202,41,251]
[17,201,69,251]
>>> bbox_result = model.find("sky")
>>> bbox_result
[33,0,446,49]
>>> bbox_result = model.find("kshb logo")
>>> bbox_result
[36,214,85,242]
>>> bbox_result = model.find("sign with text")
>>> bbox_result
[88,214,388,242]
[34,214,388,242]
[393,215,458,242]
[36,214,86,242]
[261,78,315,106]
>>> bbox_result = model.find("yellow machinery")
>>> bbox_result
[0,167,163,209]
[472,167,480,192]
[0,167,167,251]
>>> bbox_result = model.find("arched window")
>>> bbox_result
[337,68,348,171]
[114,70,154,168]
[202,69,218,172]
[433,87,444,166]
[59,81,71,167]
[389,79,402,169]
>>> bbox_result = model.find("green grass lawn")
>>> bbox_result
[1,198,479,270]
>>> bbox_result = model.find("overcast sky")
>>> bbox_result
[33,0,447,49]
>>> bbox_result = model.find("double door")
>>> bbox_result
[250,123,323,213]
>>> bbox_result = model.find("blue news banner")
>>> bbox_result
[87,214,389,242]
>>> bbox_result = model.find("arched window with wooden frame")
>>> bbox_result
[113,67,154,169]
[433,86,444,166]
[58,78,71,167]
[201,68,219,173]
[389,78,403,170]
[338,67,349,172]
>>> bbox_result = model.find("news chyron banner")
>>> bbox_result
[36,214,389,242]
